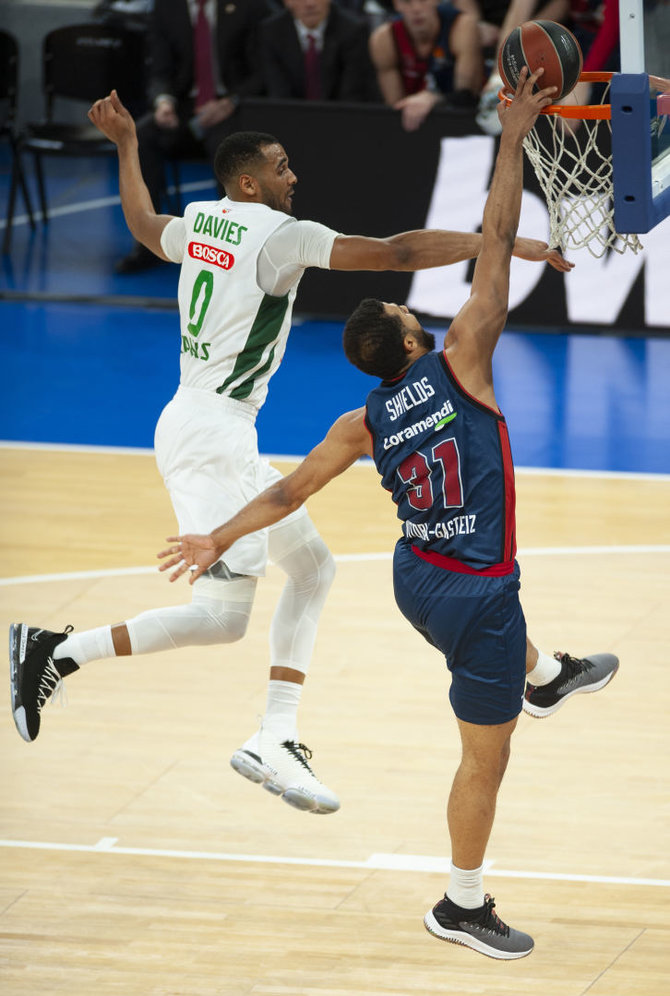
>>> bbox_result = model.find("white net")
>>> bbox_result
[521,79,643,258]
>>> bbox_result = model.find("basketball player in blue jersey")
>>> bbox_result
[156,67,618,958]
[9,90,570,818]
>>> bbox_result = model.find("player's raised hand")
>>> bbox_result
[157,534,222,584]
[514,236,574,272]
[499,67,557,139]
[87,89,136,145]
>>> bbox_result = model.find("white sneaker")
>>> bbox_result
[230,731,282,795]
[230,728,340,814]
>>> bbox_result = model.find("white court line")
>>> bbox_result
[0,838,667,887]
[0,440,156,456]
[0,180,216,230]
[0,545,668,588]
[2,441,670,482]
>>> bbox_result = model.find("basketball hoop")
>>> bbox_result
[500,72,643,258]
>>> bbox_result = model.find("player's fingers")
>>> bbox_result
[158,554,182,572]
[524,65,543,91]
[189,567,206,585]
[536,84,558,103]
[87,99,104,121]
[514,65,530,94]
[548,251,574,271]
[168,560,189,583]
[157,542,182,560]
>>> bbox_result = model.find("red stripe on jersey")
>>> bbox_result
[440,351,505,418]
[497,419,517,561]
[411,545,515,576]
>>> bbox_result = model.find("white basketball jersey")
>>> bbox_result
[168,198,301,410]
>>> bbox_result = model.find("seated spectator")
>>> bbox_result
[117,0,275,274]
[259,0,379,102]
[369,0,483,132]
[452,0,511,65]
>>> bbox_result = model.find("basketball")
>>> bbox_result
[498,20,583,100]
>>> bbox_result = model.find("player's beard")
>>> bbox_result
[417,328,436,351]
[258,181,293,214]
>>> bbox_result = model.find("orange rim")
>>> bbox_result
[499,72,613,120]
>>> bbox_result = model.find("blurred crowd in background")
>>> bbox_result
[84,0,650,272]
[5,0,668,270]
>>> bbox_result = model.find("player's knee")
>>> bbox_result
[222,607,250,642]
[315,546,336,594]
[283,538,336,597]
[201,604,250,644]
[303,549,336,602]
[190,584,254,645]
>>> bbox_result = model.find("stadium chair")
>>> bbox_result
[22,22,147,222]
[1,30,36,254]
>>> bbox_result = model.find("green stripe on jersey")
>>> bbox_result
[216,293,289,399]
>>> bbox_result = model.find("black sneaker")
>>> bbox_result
[424,894,534,960]
[9,623,79,742]
[523,651,619,719]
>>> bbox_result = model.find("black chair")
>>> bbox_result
[1,30,36,254]
[22,22,147,223]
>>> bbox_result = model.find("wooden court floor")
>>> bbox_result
[1,446,669,996]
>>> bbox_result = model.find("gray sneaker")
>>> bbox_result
[424,894,534,960]
[523,651,619,718]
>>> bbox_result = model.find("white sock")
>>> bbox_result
[262,680,302,741]
[527,649,561,686]
[446,862,485,910]
[53,626,116,666]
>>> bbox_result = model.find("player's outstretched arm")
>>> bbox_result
[87,90,174,260]
[447,69,556,362]
[157,409,371,584]
[329,229,571,274]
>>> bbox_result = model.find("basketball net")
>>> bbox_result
[502,73,643,258]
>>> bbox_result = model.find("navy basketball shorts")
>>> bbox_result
[392,540,527,725]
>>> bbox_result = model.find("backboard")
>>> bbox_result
[611,0,670,233]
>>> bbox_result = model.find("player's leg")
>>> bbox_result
[523,635,619,718]
[231,509,339,814]
[9,570,258,743]
[10,392,262,744]
[393,542,533,958]
[447,716,518,873]
[425,713,534,960]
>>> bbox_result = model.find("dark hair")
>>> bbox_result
[213,131,280,190]
[342,298,408,379]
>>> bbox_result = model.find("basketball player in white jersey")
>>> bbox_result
[9,89,571,815]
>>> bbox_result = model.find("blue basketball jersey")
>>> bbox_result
[364,350,516,572]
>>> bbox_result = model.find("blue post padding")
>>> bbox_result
[611,72,670,234]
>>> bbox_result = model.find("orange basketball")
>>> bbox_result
[498,20,583,100]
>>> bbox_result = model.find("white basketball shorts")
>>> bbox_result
[154,385,307,577]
